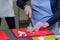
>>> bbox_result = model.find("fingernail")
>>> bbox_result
[35,30,39,32]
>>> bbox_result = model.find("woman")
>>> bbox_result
[24,0,60,40]
[0,0,16,29]
[16,0,60,37]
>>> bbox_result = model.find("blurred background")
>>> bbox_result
[0,0,60,30]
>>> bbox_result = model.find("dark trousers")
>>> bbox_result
[0,17,15,29]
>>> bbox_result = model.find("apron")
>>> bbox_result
[30,0,58,34]
[0,0,15,18]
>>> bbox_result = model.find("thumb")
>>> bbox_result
[26,11,29,16]
[29,12,32,18]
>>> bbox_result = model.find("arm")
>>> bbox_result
[16,0,32,17]
[16,0,28,9]
[27,0,60,32]
[24,0,32,18]
[47,11,60,26]
[47,0,60,26]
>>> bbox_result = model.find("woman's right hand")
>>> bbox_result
[24,5,32,18]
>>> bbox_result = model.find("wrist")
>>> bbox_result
[24,5,30,9]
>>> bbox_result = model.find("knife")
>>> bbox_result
[29,18,34,27]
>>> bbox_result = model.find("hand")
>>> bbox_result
[27,26,34,33]
[56,35,60,38]
[33,22,49,31]
[56,35,60,40]
[24,5,32,18]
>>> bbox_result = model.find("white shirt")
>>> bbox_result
[0,0,15,18]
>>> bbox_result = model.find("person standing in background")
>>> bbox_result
[0,0,16,29]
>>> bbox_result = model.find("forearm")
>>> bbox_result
[47,0,60,27]
[47,11,60,27]
[16,0,28,9]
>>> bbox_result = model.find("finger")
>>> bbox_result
[29,11,32,18]
[56,35,60,39]
[33,25,39,32]
[27,27,33,32]
[35,25,42,32]
[26,11,30,17]
[34,28,39,32]
[26,12,29,16]
[26,26,30,32]
[24,10,29,16]
[27,26,32,32]
[35,26,40,32]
